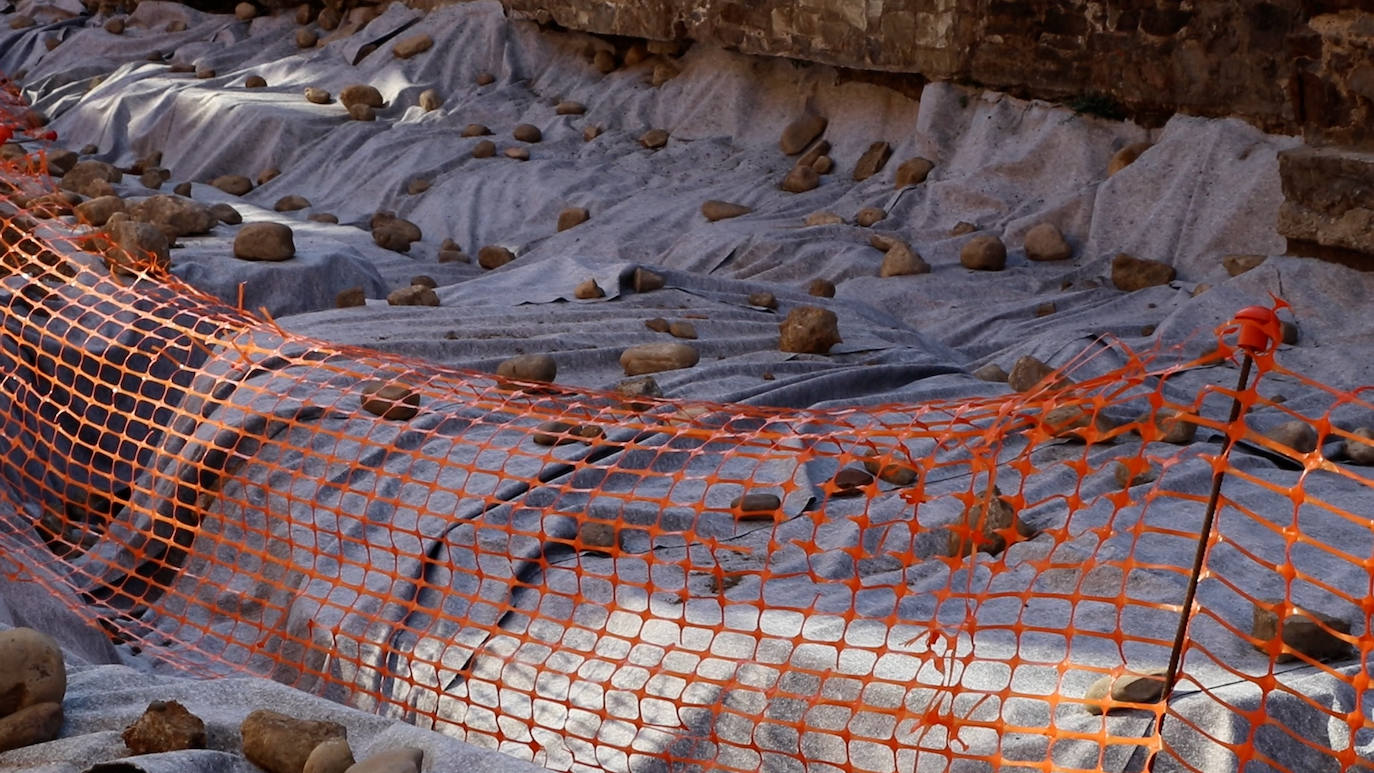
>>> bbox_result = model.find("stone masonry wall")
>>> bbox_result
[500,0,1374,145]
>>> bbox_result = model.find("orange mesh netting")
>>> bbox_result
[0,83,1371,773]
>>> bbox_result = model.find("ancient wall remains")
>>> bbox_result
[502,0,1374,146]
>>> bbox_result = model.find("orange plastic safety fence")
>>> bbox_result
[0,85,1370,773]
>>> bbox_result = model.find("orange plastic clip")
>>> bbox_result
[1233,306,1278,353]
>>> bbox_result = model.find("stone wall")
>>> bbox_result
[502,0,1374,144]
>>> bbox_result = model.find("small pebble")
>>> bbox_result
[308,212,338,224]
[557,207,589,231]
[1251,605,1352,663]
[240,710,347,773]
[471,140,496,158]
[950,221,977,236]
[497,353,557,384]
[336,287,366,308]
[894,156,933,187]
[622,43,648,66]
[780,111,827,155]
[1344,427,1374,465]
[360,382,420,421]
[702,200,750,221]
[533,421,577,446]
[418,89,441,111]
[880,241,930,277]
[0,628,66,714]
[274,195,310,212]
[615,375,661,408]
[555,101,586,115]
[0,703,62,754]
[462,124,492,137]
[1265,420,1318,455]
[1223,254,1266,276]
[303,737,354,773]
[617,269,661,296]
[1024,223,1072,261]
[76,195,127,227]
[579,521,618,553]
[1007,355,1063,393]
[748,291,777,309]
[305,87,332,104]
[348,103,376,121]
[731,492,781,519]
[513,124,542,143]
[407,178,430,195]
[877,463,917,486]
[798,140,831,168]
[392,33,433,59]
[475,72,495,85]
[296,28,317,48]
[972,363,1008,382]
[852,141,892,181]
[668,321,697,339]
[805,211,843,227]
[583,124,604,142]
[477,245,514,269]
[340,84,384,109]
[244,75,267,88]
[1280,320,1298,346]
[234,2,256,20]
[105,17,126,34]
[831,468,874,497]
[778,306,840,354]
[122,700,206,754]
[644,317,670,333]
[1113,460,1158,489]
[855,207,886,227]
[640,129,669,149]
[1084,670,1167,715]
[574,278,604,299]
[209,203,241,224]
[211,174,253,196]
[780,165,819,193]
[233,222,295,261]
[960,235,1007,271]
[1108,141,1151,176]
[504,147,530,161]
[1111,253,1175,291]
[620,343,699,375]
[807,278,836,297]
[386,285,439,306]
[944,486,1022,556]
[257,167,280,185]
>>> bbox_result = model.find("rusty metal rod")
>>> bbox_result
[1147,352,1255,771]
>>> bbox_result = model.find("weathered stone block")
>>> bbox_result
[1278,145,1374,266]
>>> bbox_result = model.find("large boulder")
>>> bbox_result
[128,194,218,238]
[233,222,296,261]
[60,160,122,197]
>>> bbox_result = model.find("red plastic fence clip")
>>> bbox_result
[1233,306,1278,353]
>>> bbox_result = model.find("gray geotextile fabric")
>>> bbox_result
[0,1,1373,772]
